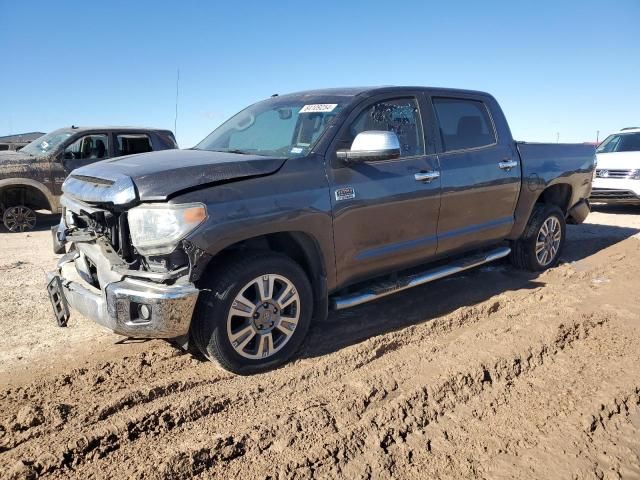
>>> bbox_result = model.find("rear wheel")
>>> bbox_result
[191,252,313,375]
[3,205,36,232]
[511,204,566,271]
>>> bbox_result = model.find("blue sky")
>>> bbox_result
[1,0,638,147]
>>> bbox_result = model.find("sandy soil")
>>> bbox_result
[1,206,639,479]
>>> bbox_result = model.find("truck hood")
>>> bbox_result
[64,149,287,205]
[596,151,640,170]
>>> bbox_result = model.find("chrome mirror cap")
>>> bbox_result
[337,130,401,164]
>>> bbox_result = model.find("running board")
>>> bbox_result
[331,246,511,310]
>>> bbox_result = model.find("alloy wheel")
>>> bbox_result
[226,274,301,360]
[535,216,562,266]
[3,206,37,232]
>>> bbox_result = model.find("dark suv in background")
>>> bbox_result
[0,126,177,231]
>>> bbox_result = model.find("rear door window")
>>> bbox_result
[432,98,496,152]
[116,134,153,156]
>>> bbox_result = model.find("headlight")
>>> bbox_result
[64,208,75,226]
[631,169,640,180]
[127,203,207,255]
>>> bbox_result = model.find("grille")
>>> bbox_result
[590,188,638,199]
[66,208,133,261]
[595,169,634,179]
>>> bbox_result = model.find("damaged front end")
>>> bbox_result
[47,174,209,339]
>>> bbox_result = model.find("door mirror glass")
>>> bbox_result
[337,130,401,164]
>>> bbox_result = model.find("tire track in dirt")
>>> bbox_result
[1,278,540,478]
[61,309,609,479]
[416,317,640,479]
[0,289,515,478]
[0,348,233,454]
[261,314,611,480]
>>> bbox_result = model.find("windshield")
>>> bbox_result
[194,96,347,158]
[21,131,73,157]
[597,133,640,153]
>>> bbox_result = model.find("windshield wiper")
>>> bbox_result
[195,148,274,157]
[224,149,252,155]
[195,148,254,155]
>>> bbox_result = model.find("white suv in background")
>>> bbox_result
[591,127,640,204]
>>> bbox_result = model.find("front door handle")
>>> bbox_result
[414,171,440,183]
[498,160,518,171]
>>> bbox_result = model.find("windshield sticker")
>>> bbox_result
[299,104,337,113]
[290,147,304,154]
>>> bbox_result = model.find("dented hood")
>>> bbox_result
[68,149,287,203]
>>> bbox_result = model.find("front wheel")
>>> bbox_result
[511,204,566,271]
[190,252,313,375]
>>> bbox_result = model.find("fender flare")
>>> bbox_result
[0,178,59,213]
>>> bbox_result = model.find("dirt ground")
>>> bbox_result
[1,206,639,479]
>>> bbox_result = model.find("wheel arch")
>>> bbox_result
[198,231,329,322]
[509,181,574,240]
[535,182,573,214]
[0,178,58,213]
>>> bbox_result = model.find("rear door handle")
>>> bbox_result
[414,171,440,183]
[498,160,518,171]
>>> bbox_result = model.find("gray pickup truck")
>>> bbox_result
[0,126,177,231]
[48,87,595,374]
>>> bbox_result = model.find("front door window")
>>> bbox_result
[63,134,110,170]
[344,98,425,158]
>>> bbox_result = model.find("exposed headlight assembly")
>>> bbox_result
[128,203,207,255]
[630,169,640,180]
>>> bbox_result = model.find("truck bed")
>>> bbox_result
[509,142,595,238]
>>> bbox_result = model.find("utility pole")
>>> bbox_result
[174,68,180,137]
[596,130,600,143]
[556,132,560,143]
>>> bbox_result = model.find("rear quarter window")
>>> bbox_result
[433,98,496,152]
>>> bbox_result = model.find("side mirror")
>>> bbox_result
[337,130,401,164]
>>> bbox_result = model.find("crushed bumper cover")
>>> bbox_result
[47,249,199,338]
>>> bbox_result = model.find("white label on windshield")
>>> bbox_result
[299,104,337,113]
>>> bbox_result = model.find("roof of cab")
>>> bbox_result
[53,126,174,134]
[277,86,493,99]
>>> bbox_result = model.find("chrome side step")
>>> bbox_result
[331,246,511,310]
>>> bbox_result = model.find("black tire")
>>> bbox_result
[191,252,313,375]
[511,204,566,271]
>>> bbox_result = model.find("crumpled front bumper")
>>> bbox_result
[47,248,199,338]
